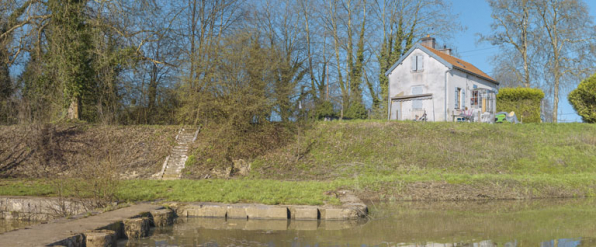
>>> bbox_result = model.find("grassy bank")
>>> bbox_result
[1,121,595,204]
[0,179,341,205]
[249,121,596,179]
[245,121,596,201]
[1,171,594,204]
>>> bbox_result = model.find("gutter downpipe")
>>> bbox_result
[444,68,451,122]
[387,73,391,120]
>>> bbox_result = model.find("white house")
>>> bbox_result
[385,36,499,122]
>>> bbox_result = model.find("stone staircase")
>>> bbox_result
[161,126,199,180]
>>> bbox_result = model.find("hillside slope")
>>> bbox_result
[250,121,596,179]
[0,124,178,178]
[245,121,596,200]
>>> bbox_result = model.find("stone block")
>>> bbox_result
[98,222,124,239]
[345,203,368,217]
[123,217,150,239]
[320,208,359,220]
[245,205,288,220]
[289,206,319,220]
[185,204,227,218]
[85,230,117,247]
[151,209,174,227]
[226,205,248,219]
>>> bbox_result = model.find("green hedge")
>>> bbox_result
[569,74,596,123]
[497,88,545,123]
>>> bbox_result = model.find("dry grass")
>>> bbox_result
[0,123,178,178]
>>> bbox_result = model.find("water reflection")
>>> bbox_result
[121,199,596,247]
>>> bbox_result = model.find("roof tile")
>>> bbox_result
[421,45,497,84]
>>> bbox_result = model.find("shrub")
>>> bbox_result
[569,74,596,123]
[314,101,335,120]
[497,88,545,123]
[345,101,368,119]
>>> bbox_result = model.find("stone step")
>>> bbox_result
[161,127,199,180]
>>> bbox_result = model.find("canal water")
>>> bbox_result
[121,199,596,247]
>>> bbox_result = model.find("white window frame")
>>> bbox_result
[411,54,424,72]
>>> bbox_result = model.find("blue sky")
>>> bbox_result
[447,0,596,123]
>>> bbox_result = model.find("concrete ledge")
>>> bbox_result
[226,204,248,219]
[0,196,89,221]
[179,203,227,218]
[245,205,289,220]
[320,207,359,220]
[0,204,162,246]
[289,206,319,220]
[168,190,367,221]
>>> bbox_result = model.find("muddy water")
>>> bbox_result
[121,199,596,247]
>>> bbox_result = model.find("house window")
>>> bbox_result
[471,90,479,108]
[411,55,424,72]
[412,86,423,109]
[455,87,461,109]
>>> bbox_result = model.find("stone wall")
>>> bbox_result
[0,196,89,221]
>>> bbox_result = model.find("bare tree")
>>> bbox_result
[482,0,537,88]
[374,0,462,115]
[534,0,595,122]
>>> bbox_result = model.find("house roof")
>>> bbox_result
[385,44,499,85]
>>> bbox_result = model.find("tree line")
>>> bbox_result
[0,0,593,126]
[482,0,596,123]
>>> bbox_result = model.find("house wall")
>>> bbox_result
[387,48,499,122]
[446,69,498,120]
[387,48,449,121]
